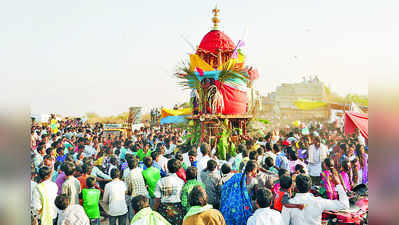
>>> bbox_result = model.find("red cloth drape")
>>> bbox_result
[344,111,368,139]
[215,80,247,115]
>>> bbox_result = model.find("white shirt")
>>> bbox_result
[91,166,111,180]
[31,179,59,219]
[281,184,349,225]
[308,144,328,177]
[182,152,190,166]
[264,151,276,164]
[247,207,282,225]
[84,145,96,157]
[358,134,366,146]
[158,155,168,173]
[103,179,128,216]
[197,155,210,182]
[31,180,37,202]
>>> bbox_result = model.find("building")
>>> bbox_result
[269,76,329,122]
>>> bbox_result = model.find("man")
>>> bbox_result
[197,143,211,181]
[247,189,282,225]
[125,157,148,221]
[62,162,81,205]
[142,156,161,208]
[274,144,289,170]
[34,145,45,168]
[281,174,349,225]
[55,194,90,225]
[188,150,198,168]
[130,195,170,225]
[307,136,328,185]
[181,166,206,210]
[103,168,128,225]
[151,151,166,177]
[136,142,152,162]
[183,185,226,225]
[32,166,58,225]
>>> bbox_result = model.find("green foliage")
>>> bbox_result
[182,120,202,146]
[345,94,368,106]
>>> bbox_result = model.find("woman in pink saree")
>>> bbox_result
[339,160,352,192]
[320,158,339,200]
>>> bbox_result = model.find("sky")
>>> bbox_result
[1,0,397,116]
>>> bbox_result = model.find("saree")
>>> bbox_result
[321,170,338,200]
[361,153,368,184]
[339,171,352,192]
[220,173,253,225]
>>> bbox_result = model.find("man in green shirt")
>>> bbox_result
[82,177,101,225]
[181,166,206,210]
[137,143,152,161]
[142,156,161,207]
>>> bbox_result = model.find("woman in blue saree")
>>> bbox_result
[220,160,258,225]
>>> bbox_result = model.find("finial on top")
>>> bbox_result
[212,5,220,30]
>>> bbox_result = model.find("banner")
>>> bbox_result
[294,99,328,110]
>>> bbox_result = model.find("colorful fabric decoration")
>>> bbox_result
[190,54,214,72]
[160,116,188,125]
[344,111,368,139]
[160,108,191,119]
[196,67,204,76]
[197,30,236,54]
[215,80,247,115]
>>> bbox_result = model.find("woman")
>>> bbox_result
[355,144,368,184]
[220,160,258,225]
[320,158,339,200]
[200,160,221,209]
[153,159,185,225]
[339,160,352,192]
[183,185,226,225]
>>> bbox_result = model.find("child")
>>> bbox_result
[273,175,305,212]
[82,177,101,225]
[247,188,282,225]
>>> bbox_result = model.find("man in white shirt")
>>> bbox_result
[31,166,59,224]
[281,174,349,225]
[197,143,211,182]
[307,137,328,186]
[103,168,128,225]
[247,188,282,225]
[55,194,90,225]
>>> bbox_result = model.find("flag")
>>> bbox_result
[231,40,245,58]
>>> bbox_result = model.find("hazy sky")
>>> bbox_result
[1,0,397,116]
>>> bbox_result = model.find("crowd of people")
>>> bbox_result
[30,118,368,225]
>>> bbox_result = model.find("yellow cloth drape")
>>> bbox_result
[294,99,328,110]
[161,108,192,119]
[189,54,214,71]
[189,53,245,72]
